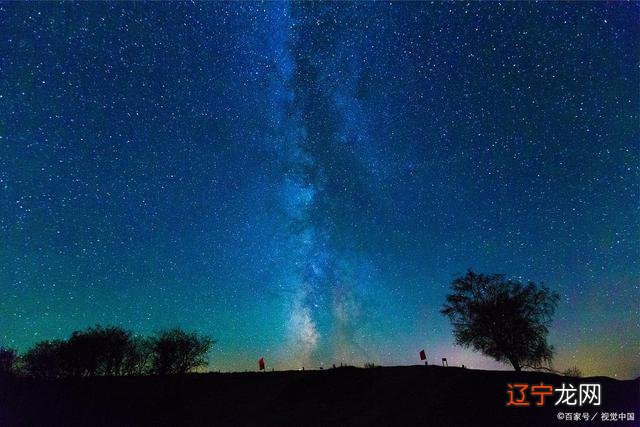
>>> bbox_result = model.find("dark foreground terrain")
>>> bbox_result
[1,365,638,426]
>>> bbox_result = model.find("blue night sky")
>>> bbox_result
[1,2,638,378]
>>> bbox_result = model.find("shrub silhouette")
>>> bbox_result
[65,325,136,376]
[22,340,68,379]
[121,336,154,375]
[563,366,583,377]
[149,328,214,375]
[0,347,18,375]
[19,326,214,377]
[22,326,146,378]
[441,270,559,372]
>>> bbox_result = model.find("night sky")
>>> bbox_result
[1,2,638,378]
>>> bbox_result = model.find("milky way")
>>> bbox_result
[266,2,374,367]
[1,2,638,377]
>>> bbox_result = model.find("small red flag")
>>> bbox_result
[258,357,265,371]
[419,350,426,361]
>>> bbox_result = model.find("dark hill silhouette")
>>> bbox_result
[1,365,637,426]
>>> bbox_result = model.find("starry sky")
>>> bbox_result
[1,2,638,378]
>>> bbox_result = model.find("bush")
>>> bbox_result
[66,325,135,376]
[22,340,68,379]
[150,328,214,375]
[122,337,154,375]
[563,366,583,377]
[0,347,18,375]
[22,326,143,378]
[20,326,215,377]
